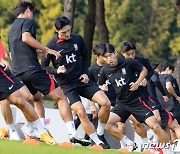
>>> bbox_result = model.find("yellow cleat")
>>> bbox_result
[0,128,8,139]
[40,132,56,145]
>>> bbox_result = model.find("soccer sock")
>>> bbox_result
[96,121,106,136]
[65,121,76,138]
[33,119,46,135]
[40,118,45,128]
[120,140,126,148]
[121,135,134,145]
[142,137,149,144]
[26,122,34,132]
[7,124,16,132]
[89,132,103,145]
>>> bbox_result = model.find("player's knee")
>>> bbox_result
[76,108,87,119]
[150,122,161,133]
[26,94,34,105]
[15,97,26,108]
[1,101,10,108]
[101,98,111,109]
[105,123,112,132]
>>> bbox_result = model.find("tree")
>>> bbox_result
[64,0,76,29]
[84,0,96,65]
[96,0,109,43]
[174,56,180,87]
[36,0,63,44]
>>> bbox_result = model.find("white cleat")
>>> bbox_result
[24,129,40,140]
[9,130,21,141]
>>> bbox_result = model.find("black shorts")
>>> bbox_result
[111,105,130,123]
[16,69,59,95]
[60,81,100,106]
[111,98,154,123]
[0,69,24,100]
[158,106,174,128]
[170,104,180,124]
[140,96,158,111]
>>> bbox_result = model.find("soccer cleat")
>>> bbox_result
[98,134,110,149]
[126,142,138,152]
[0,128,8,139]
[9,130,21,140]
[70,136,91,146]
[40,132,56,145]
[24,129,40,140]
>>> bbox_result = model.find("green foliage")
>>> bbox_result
[0,0,179,64]
[34,0,63,44]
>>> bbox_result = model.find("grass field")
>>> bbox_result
[0,139,141,154]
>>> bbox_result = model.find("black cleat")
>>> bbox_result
[70,136,91,146]
[98,135,110,149]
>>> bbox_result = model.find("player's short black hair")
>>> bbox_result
[54,16,70,31]
[158,62,174,72]
[121,40,136,53]
[14,1,34,17]
[151,62,159,70]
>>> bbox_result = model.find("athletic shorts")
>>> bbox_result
[0,69,24,100]
[170,104,180,124]
[16,69,59,95]
[158,106,174,128]
[139,96,158,111]
[111,98,154,123]
[60,81,100,106]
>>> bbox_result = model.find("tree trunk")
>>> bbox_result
[95,0,109,43]
[171,0,180,12]
[84,0,96,65]
[174,56,180,87]
[64,0,76,30]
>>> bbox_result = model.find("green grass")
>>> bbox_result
[0,139,140,154]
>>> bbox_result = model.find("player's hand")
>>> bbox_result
[0,59,11,71]
[90,105,98,119]
[176,96,180,103]
[99,84,108,91]
[129,82,139,91]
[163,96,169,102]
[79,74,89,83]
[140,78,147,87]
[45,48,61,60]
[57,65,67,74]
[37,49,47,57]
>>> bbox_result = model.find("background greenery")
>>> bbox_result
[0,0,180,64]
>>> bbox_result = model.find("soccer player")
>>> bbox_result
[97,43,169,151]
[8,1,86,146]
[121,40,160,123]
[41,16,111,148]
[0,40,21,140]
[0,59,55,144]
[158,62,180,124]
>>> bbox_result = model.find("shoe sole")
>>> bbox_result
[70,138,91,146]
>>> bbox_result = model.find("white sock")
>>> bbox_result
[65,121,76,138]
[120,140,126,148]
[7,124,16,132]
[33,119,46,135]
[121,135,134,146]
[142,137,149,144]
[26,122,34,132]
[40,118,45,128]
[152,135,158,143]
[96,121,106,136]
[89,132,103,145]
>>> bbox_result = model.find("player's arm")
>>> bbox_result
[0,42,10,70]
[166,81,180,102]
[130,66,147,91]
[98,68,108,91]
[22,32,60,60]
